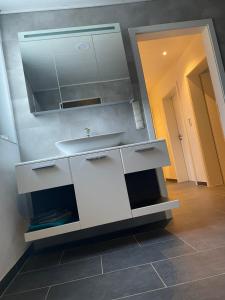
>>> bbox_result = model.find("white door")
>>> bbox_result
[70,149,132,229]
[163,92,189,182]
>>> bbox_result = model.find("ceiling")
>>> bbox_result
[0,0,149,14]
[138,34,203,89]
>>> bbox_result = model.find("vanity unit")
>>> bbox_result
[15,140,179,242]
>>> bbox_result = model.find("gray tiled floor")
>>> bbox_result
[61,235,138,264]
[153,247,225,286]
[5,257,101,295]
[115,274,225,299]
[47,265,164,300]
[1,182,225,300]
[21,250,62,273]
[102,238,194,273]
[1,289,49,300]
[134,227,176,246]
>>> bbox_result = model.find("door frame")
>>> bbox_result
[128,19,225,138]
[186,59,224,186]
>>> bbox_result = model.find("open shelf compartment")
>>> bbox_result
[125,169,179,217]
[25,184,80,242]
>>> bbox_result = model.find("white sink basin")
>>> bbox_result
[55,132,124,155]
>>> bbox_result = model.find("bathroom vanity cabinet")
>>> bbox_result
[15,140,179,242]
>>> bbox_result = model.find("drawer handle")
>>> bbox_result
[86,155,107,161]
[135,147,155,153]
[32,163,56,170]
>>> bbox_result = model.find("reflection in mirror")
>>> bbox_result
[18,24,134,114]
[21,39,61,112]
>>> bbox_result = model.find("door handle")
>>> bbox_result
[86,155,108,161]
[135,147,155,153]
[178,134,183,141]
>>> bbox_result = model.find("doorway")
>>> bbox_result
[163,89,189,182]
[129,19,225,187]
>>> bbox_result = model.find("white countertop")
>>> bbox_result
[16,139,165,167]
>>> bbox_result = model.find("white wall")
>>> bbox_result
[139,35,208,182]
[0,37,17,143]
[0,139,27,281]
[0,35,27,281]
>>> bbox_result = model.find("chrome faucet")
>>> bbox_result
[84,128,91,137]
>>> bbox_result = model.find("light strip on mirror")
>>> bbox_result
[23,26,116,39]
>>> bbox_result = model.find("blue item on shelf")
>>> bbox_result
[28,209,74,232]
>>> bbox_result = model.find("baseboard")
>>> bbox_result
[197,181,207,186]
[166,179,178,183]
[0,246,33,296]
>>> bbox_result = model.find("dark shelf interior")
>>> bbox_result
[29,185,79,231]
[125,169,161,210]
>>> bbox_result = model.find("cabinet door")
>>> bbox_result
[93,32,129,81]
[70,149,132,229]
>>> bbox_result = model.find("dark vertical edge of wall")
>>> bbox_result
[0,245,33,297]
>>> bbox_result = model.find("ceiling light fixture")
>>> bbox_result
[162,51,167,56]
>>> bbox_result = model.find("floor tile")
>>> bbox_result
[61,236,138,264]
[102,239,195,273]
[153,247,225,286]
[119,274,225,299]
[1,288,48,300]
[47,264,163,300]
[167,182,225,251]
[21,250,63,273]
[134,228,176,247]
[174,224,225,251]
[6,257,101,295]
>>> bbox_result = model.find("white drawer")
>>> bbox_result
[16,158,72,194]
[121,141,170,174]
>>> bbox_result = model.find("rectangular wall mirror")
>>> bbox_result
[18,23,134,114]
